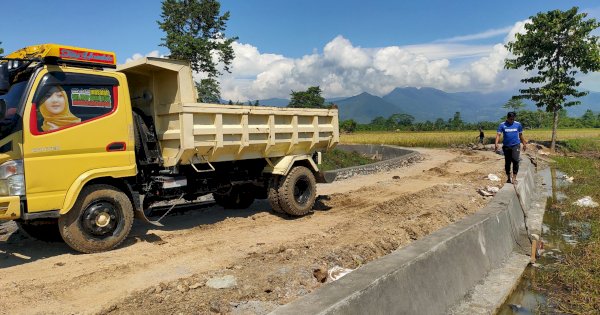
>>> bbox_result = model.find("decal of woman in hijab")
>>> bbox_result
[39,86,80,131]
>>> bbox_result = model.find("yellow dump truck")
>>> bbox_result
[0,44,338,253]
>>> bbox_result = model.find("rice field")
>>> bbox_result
[340,129,600,147]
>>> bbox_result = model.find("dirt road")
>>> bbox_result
[0,148,505,315]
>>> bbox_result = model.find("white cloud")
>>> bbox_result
[323,36,371,69]
[400,43,493,60]
[118,14,599,101]
[469,44,511,85]
[437,26,514,43]
[504,19,530,43]
[124,50,164,64]
[229,42,287,77]
[215,20,536,101]
[126,18,599,102]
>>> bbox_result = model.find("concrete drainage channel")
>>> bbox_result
[324,144,423,181]
[272,150,541,315]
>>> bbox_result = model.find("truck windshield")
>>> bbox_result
[0,80,28,139]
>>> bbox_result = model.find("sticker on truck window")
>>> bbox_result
[71,88,112,108]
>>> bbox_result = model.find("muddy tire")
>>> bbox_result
[214,185,255,209]
[267,176,285,214]
[277,166,317,216]
[58,184,134,253]
[17,219,62,242]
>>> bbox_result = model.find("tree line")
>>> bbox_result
[340,108,600,133]
[226,100,260,106]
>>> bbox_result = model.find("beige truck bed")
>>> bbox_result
[117,57,339,167]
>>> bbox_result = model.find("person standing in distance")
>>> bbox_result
[478,126,485,144]
[495,112,527,184]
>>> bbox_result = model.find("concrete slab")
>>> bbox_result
[448,253,530,315]
[327,145,423,181]
[526,169,551,236]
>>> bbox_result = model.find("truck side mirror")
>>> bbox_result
[0,63,9,94]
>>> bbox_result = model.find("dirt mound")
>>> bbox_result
[425,166,450,176]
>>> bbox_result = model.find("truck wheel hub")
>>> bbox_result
[95,213,111,227]
[81,201,119,238]
[294,176,311,205]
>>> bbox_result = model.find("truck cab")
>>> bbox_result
[0,44,137,251]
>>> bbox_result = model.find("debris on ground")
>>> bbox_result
[313,267,328,283]
[466,143,486,151]
[327,266,354,282]
[485,186,500,194]
[573,196,598,208]
[487,174,500,182]
[189,282,204,290]
[509,304,526,312]
[206,275,237,289]
[478,189,493,197]
[559,174,574,183]
[478,185,500,197]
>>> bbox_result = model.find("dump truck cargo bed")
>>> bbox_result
[118,57,339,167]
[158,103,338,166]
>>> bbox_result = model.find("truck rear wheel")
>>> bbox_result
[17,219,62,242]
[267,176,285,214]
[58,184,134,253]
[214,185,255,209]
[277,166,317,216]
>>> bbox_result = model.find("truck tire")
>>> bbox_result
[277,166,317,216]
[16,219,62,242]
[267,176,285,214]
[58,184,134,253]
[214,185,255,209]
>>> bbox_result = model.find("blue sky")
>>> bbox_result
[1,1,599,100]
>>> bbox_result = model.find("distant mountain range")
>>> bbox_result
[255,87,600,123]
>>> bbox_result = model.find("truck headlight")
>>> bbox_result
[0,160,25,196]
[0,160,23,179]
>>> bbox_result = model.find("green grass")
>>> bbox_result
[536,148,600,313]
[563,138,600,154]
[320,148,374,171]
[341,129,600,148]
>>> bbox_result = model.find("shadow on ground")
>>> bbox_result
[0,195,332,268]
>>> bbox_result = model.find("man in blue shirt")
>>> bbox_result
[495,112,527,183]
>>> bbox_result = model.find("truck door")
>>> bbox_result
[23,69,134,214]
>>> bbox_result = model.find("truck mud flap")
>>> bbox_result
[134,209,165,227]
[131,191,165,227]
[316,171,337,183]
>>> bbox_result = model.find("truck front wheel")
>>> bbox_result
[58,184,134,253]
[277,166,317,216]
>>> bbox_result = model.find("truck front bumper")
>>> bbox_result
[0,196,21,220]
